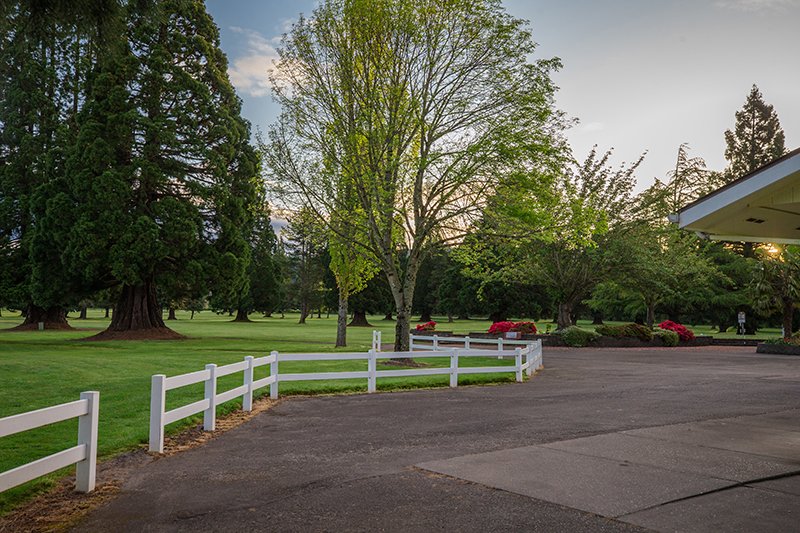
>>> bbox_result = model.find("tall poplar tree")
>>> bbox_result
[724,85,786,180]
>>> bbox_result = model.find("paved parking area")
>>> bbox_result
[75,346,800,532]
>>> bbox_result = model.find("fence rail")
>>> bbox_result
[0,392,99,493]
[149,332,543,454]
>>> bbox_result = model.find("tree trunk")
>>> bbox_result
[78,305,87,319]
[190,310,195,320]
[394,304,411,353]
[348,310,372,327]
[591,311,603,325]
[383,311,393,321]
[19,305,71,330]
[96,280,181,339]
[447,313,453,323]
[645,303,655,329]
[167,307,177,320]
[104,307,110,318]
[782,297,793,339]
[718,323,727,333]
[419,310,432,322]
[299,302,309,324]
[557,302,573,330]
[336,289,348,347]
[233,308,252,322]
[489,311,507,322]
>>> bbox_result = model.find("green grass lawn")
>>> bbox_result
[0,309,777,513]
[0,309,518,513]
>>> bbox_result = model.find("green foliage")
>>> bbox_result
[752,245,800,337]
[266,0,564,349]
[595,323,653,341]
[559,326,599,347]
[653,329,679,346]
[37,0,261,329]
[724,84,786,180]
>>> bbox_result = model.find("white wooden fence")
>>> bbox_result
[0,392,99,493]
[149,336,542,454]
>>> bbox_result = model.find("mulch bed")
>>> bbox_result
[78,327,186,342]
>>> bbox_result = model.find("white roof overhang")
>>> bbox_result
[672,148,800,244]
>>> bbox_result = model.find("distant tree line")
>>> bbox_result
[2,0,794,345]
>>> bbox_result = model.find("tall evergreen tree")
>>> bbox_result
[52,0,258,338]
[724,84,786,180]
[0,3,88,328]
[283,208,327,324]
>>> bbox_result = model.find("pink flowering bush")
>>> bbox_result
[658,320,695,342]
[488,321,537,335]
[415,321,437,332]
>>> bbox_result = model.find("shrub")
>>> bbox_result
[415,321,436,332]
[595,323,653,342]
[487,321,537,335]
[512,321,537,334]
[658,320,695,342]
[559,326,599,347]
[653,329,679,347]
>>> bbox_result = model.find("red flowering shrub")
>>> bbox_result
[512,321,537,334]
[415,321,437,332]
[488,321,515,334]
[488,321,537,334]
[658,320,695,342]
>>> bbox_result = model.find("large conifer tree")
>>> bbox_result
[0,3,88,328]
[54,0,258,337]
[724,84,786,180]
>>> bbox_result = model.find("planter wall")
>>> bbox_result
[756,343,800,355]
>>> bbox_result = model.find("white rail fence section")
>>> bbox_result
[409,333,544,368]
[150,332,543,454]
[0,392,99,493]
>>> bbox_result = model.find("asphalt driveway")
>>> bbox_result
[75,346,800,532]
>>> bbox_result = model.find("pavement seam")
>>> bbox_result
[407,466,654,532]
[550,430,800,475]
[615,469,800,520]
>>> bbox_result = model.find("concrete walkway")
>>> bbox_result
[75,346,800,532]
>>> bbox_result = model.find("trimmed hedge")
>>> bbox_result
[559,326,599,347]
[594,323,653,342]
[653,329,679,347]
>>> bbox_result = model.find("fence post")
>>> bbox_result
[515,348,523,382]
[204,364,217,431]
[270,351,279,399]
[409,332,413,352]
[498,337,504,359]
[536,339,544,369]
[464,336,470,350]
[450,349,458,388]
[76,391,99,492]
[368,349,377,393]
[149,374,166,453]
[433,335,439,350]
[372,330,382,352]
[243,356,254,411]
[525,346,533,377]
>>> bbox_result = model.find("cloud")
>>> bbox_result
[714,0,799,11]
[227,27,280,98]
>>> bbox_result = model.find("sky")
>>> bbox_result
[206,0,800,191]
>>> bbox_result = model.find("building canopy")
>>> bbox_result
[672,148,800,244]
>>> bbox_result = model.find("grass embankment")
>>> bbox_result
[0,310,517,512]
